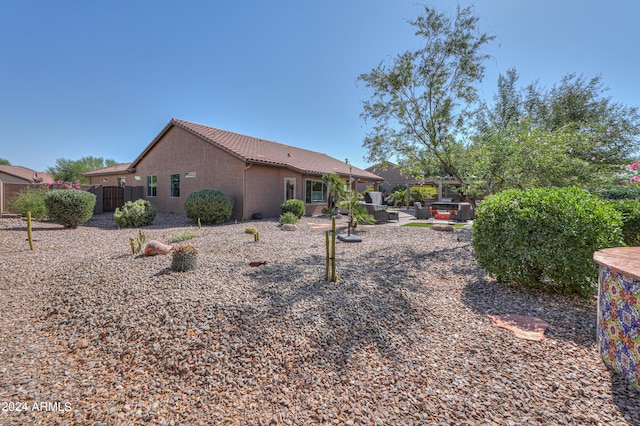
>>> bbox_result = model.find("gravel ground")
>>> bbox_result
[0,213,638,425]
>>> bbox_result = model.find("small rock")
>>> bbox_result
[282,224,297,231]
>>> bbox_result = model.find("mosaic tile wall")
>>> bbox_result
[598,265,640,388]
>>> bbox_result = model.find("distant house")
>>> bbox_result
[83,163,135,187]
[357,162,416,194]
[0,165,54,214]
[0,165,53,185]
[84,118,383,220]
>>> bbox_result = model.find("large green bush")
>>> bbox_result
[608,199,640,246]
[114,199,157,228]
[472,187,623,296]
[44,189,96,228]
[8,187,49,220]
[184,189,233,224]
[281,199,305,218]
[591,185,640,200]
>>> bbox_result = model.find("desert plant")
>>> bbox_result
[44,189,96,228]
[321,206,337,216]
[244,227,260,241]
[8,187,48,220]
[168,229,198,243]
[472,187,623,296]
[114,199,157,228]
[411,186,439,202]
[27,211,34,251]
[129,229,147,255]
[279,212,299,225]
[281,199,305,218]
[184,189,234,225]
[350,203,375,227]
[171,245,198,272]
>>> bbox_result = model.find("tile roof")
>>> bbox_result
[0,165,54,184]
[131,118,382,181]
[82,163,132,177]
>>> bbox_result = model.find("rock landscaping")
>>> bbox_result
[0,213,638,425]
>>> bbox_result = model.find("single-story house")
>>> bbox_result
[0,165,54,214]
[83,163,135,187]
[0,165,54,185]
[83,118,383,220]
[357,162,416,195]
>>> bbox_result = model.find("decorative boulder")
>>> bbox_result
[282,224,297,231]
[144,240,173,256]
[431,224,454,232]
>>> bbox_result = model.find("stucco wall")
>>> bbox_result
[87,172,139,186]
[134,126,246,219]
[0,172,29,184]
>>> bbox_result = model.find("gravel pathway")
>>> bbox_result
[1,213,638,425]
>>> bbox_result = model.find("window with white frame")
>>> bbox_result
[147,175,157,197]
[305,179,327,204]
[284,178,296,201]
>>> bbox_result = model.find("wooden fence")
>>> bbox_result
[0,182,143,216]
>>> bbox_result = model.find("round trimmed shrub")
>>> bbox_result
[44,189,96,228]
[184,189,233,225]
[279,211,299,225]
[8,187,49,220]
[608,199,640,246]
[281,199,305,218]
[472,187,623,296]
[114,199,157,228]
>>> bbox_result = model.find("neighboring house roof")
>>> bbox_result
[82,163,132,177]
[0,165,54,184]
[129,118,382,182]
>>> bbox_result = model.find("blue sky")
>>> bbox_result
[1,0,638,172]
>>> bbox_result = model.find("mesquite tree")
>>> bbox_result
[358,5,494,193]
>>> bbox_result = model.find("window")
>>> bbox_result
[147,175,157,197]
[305,179,327,204]
[284,178,296,201]
[170,174,180,197]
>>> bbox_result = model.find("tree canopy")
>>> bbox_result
[467,70,640,197]
[359,5,640,200]
[47,156,118,184]
[358,5,494,192]
[0,158,10,165]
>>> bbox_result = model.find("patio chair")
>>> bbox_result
[414,202,430,220]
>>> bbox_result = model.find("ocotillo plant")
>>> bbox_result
[27,211,34,251]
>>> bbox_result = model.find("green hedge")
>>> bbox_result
[608,199,640,246]
[472,187,623,296]
[114,199,157,228]
[184,189,233,225]
[44,190,96,228]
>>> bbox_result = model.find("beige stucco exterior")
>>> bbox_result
[83,119,383,221]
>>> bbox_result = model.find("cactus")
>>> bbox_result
[27,211,34,251]
[171,245,198,272]
[325,217,337,282]
[129,229,147,255]
[244,227,260,242]
[197,217,202,229]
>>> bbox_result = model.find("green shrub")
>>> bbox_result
[608,199,640,246]
[184,189,234,225]
[114,199,157,228]
[44,189,96,228]
[591,185,640,200]
[279,212,299,225]
[8,187,49,220]
[281,199,305,218]
[472,187,623,296]
[168,229,198,243]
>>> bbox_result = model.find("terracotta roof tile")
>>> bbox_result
[82,163,132,177]
[132,119,382,181]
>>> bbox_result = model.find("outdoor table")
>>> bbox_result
[593,247,640,389]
